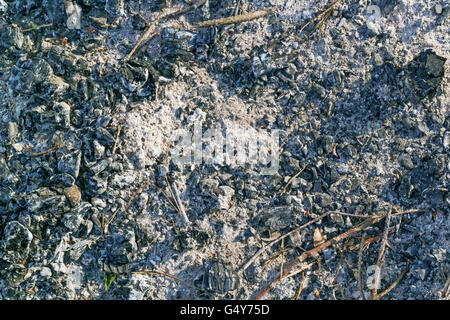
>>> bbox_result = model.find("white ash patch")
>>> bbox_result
[120,100,176,169]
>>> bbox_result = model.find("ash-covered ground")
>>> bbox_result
[0,0,448,300]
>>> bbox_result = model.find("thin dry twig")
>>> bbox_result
[292,272,306,300]
[124,0,173,61]
[146,182,180,213]
[128,169,189,226]
[357,234,367,300]
[29,143,62,156]
[101,212,105,235]
[327,211,371,218]
[256,213,386,299]
[240,211,332,272]
[375,266,409,300]
[268,0,341,51]
[327,101,334,117]
[254,208,419,299]
[349,233,382,251]
[371,211,392,299]
[192,7,276,28]
[391,209,424,216]
[261,248,291,270]
[155,184,179,212]
[170,182,190,225]
[105,207,119,229]
[260,232,282,242]
[310,7,332,38]
[164,173,186,221]
[281,162,309,194]
[283,261,314,280]
[441,277,450,299]
[139,0,207,54]
[331,250,344,285]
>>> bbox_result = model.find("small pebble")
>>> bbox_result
[40,267,52,278]
[64,185,82,207]
[7,122,19,144]
[435,4,443,15]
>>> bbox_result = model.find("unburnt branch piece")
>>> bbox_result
[192,7,276,28]
[124,0,174,61]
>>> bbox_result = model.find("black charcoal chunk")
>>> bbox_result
[201,259,239,294]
